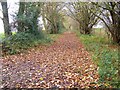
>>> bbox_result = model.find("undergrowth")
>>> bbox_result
[76,30,119,88]
[2,31,59,55]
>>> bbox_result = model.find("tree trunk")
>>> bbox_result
[1,2,12,54]
[1,2,11,37]
[17,2,25,32]
[109,2,120,44]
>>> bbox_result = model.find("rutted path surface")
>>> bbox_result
[2,32,99,88]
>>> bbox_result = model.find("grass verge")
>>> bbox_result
[75,30,119,88]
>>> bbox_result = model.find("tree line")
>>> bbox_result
[66,2,120,44]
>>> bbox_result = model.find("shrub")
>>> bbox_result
[2,31,46,54]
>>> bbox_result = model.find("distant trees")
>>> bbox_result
[67,2,99,34]
[41,2,65,34]
[66,2,120,44]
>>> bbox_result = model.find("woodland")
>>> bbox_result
[0,1,120,89]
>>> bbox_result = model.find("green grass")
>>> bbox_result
[75,30,119,88]
[0,32,16,42]
[0,33,5,42]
